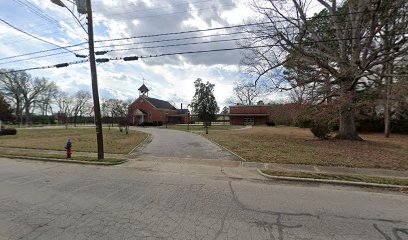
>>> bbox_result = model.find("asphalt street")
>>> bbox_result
[0,157,407,240]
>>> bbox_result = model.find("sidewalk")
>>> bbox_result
[0,147,128,159]
[1,146,407,181]
[242,161,408,179]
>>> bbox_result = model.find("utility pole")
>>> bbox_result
[86,0,104,159]
[52,0,104,159]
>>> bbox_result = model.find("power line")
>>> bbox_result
[95,18,407,50]
[94,22,269,43]
[0,59,89,74]
[1,27,406,66]
[3,2,405,47]
[4,4,405,50]
[12,0,87,41]
[106,33,408,60]
[0,23,260,62]
[3,20,406,66]
[94,10,408,43]
[92,0,214,11]
[103,37,247,54]
[0,33,247,65]
[97,30,245,48]
[0,41,88,61]
[4,32,407,73]
[93,3,236,21]
[1,7,406,64]
[13,0,56,24]
[96,31,245,48]
[0,17,77,55]
[0,50,76,66]
[0,23,255,61]
[17,0,228,30]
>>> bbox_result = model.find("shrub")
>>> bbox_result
[310,122,332,140]
[356,118,384,132]
[391,119,408,133]
[31,115,57,124]
[0,128,17,135]
[295,116,312,128]
[266,121,276,126]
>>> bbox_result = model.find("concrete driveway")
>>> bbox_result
[133,127,236,160]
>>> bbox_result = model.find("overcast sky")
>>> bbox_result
[0,0,294,109]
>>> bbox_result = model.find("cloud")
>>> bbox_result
[0,0,284,110]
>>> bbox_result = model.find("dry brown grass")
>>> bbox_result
[0,128,148,154]
[206,126,408,170]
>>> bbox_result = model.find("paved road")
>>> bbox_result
[0,158,407,240]
[134,127,236,160]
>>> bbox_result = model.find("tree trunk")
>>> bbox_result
[384,62,393,138]
[24,104,30,125]
[74,114,77,127]
[384,79,391,138]
[15,99,21,126]
[335,90,362,140]
[19,108,23,126]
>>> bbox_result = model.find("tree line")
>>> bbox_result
[0,69,131,128]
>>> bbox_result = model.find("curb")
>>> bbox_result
[214,142,247,163]
[127,133,152,155]
[257,169,408,189]
[199,134,247,163]
[0,154,128,166]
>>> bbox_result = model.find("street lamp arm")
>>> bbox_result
[63,5,88,34]
[50,0,88,34]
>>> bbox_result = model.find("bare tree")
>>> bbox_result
[0,70,57,125]
[0,70,28,125]
[20,77,57,125]
[111,99,130,133]
[38,82,59,117]
[102,99,116,128]
[56,91,73,128]
[72,90,91,127]
[232,79,266,105]
[288,86,309,104]
[242,0,408,140]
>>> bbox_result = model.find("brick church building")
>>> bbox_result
[128,84,189,125]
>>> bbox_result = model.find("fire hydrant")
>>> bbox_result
[65,139,72,158]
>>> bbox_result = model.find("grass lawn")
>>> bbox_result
[205,126,408,170]
[157,124,243,131]
[0,128,148,154]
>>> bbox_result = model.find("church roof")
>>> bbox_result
[138,84,149,92]
[178,109,189,114]
[138,108,147,114]
[146,97,177,110]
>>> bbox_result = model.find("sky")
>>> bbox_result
[0,0,302,110]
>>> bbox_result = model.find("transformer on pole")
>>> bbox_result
[75,0,87,14]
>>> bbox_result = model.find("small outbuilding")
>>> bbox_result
[229,105,270,125]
